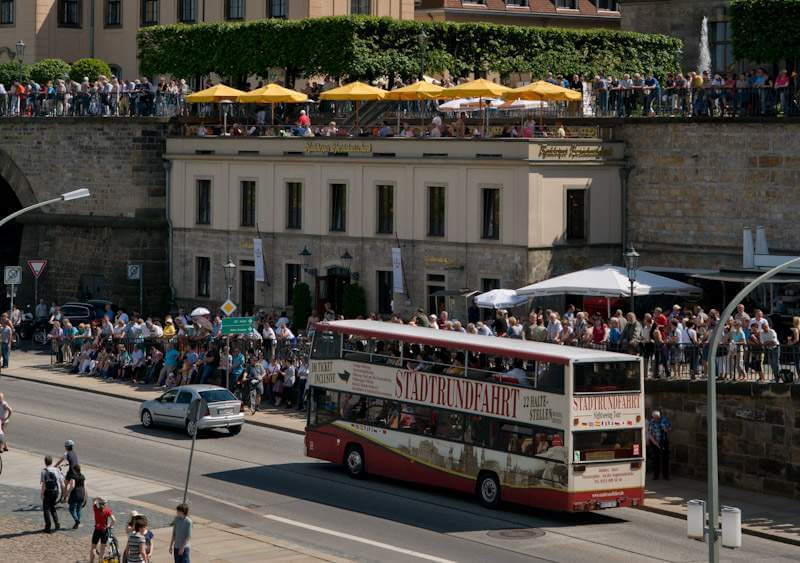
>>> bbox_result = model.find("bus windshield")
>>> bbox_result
[573,361,640,393]
[572,429,642,462]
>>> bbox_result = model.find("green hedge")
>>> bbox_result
[69,58,113,82]
[731,0,800,63]
[29,58,71,85]
[0,61,29,86]
[138,16,682,81]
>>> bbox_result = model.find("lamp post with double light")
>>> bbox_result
[623,246,639,313]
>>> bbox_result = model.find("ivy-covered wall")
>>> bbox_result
[731,0,800,63]
[138,16,682,81]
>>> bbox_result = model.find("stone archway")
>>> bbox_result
[0,147,38,209]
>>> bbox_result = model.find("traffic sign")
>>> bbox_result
[220,316,252,335]
[127,263,142,281]
[4,266,21,285]
[27,260,47,279]
[220,300,237,317]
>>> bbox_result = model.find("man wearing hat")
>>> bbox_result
[89,497,116,563]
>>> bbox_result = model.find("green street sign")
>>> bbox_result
[220,317,253,335]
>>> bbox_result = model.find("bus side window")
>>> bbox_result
[311,333,342,360]
[466,415,493,448]
[311,389,339,428]
[434,410,464,442]
[340,393,368,423]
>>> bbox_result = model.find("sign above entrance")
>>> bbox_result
[304,141,372,155]
[28,260,47,279]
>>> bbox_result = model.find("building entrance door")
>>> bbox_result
[315,267,350,315]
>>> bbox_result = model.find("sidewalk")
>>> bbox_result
[0,449,348,563]
[0,350,306,434]
[3,350,800,547]
[643,476,800,546]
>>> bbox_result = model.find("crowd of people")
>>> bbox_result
[1,75,190,117]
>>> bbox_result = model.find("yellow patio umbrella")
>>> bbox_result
[442,79,511,136]
[185,83,246,103]
[238,83,309,128]
[185,84,246,133]
[502,81,582,133]
[385,81,447,131]
[501,80,582,102]
[319,81,387,130]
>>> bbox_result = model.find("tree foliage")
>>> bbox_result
[291,282,312,331]
[730,0,800,63]
[69,58,112,82]
[29,58,71,85]
[342,284,367,319]
[0,60,29,86]
[138,17,682,81]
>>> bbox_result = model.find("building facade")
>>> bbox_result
[416,0,621,28]
[619,0,733,73]
[166,136,624,317]
[0,0,415,81]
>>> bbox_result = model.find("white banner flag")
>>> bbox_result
[253,238,265,282]
[391,247,404,294]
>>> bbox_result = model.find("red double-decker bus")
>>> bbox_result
[305,320,645,512]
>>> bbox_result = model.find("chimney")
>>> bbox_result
[742,227,754,269]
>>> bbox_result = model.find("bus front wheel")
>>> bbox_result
[344,444,366,479]
[477,472,501,508]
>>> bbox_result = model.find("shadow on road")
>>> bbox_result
[124,424,234,441]
[204,462,626,534]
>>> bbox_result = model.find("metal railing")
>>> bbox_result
[0,91,188,118]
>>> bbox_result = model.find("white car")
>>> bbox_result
[139,385,245,436]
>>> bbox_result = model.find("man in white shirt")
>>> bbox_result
[759,322,780,382]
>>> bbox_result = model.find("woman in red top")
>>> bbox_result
[591,317,608,347]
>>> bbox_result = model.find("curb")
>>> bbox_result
[0,372,306,436]
[639,503,800,548]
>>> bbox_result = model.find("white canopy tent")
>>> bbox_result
[475,289,528,309]
[516,265,701,316]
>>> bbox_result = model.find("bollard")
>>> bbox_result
[721,506,742,549]
[687,499,706,539]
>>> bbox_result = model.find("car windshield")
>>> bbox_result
[199,389,238,403]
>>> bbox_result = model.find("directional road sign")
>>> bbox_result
[220,316,252,336]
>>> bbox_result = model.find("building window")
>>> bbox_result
[196,179,211,225]
[104,0,121,26]
[482,278,500,292]
[351,0,371,15]
[330,183,347,232]
[481,188,500,240]
[566,189,586,241]
[59,0,81,26]
[286,182,302,230]
[555,0,577,8]
[141,0,159,26]
[506,0,528,6]
[268,0,286,17]
[225,0,244,19]
[178,0,196,22]
[428,186,446,237]
[240,180,256,227]
[376,184,394,235]
[196,257,210,297]
[377,271,393,315]
[286,263,301,306]
[0,0,13,25]
[596,0,618,10]
[711,19,733,73]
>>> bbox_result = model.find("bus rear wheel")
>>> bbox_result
[477,472,501,508]
[344,445,366,479]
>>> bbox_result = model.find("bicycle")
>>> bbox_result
[102,527,121,563]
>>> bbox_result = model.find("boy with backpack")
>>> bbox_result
[40,455,62,533]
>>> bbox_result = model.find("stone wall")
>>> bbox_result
[616,120,800,270]
[646,380,800,499]
[0,118,171,313]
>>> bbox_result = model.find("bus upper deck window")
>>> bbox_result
[310,332,342,360]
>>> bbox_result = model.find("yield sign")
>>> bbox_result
[27,260,47,279]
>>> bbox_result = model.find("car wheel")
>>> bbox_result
[344,445,366,479]
[477,472,501,508]
[186,420,198,437]
[228,425,242,436]
[33,330,47,345]
[140,410,154,428]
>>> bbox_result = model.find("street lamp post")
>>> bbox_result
[299,245,316,277]
[340,250,353,280]
[0,188,91,229]
[623,246,639,313]
[418,31,428,81]
[222,258,236,305]
[14,40,24,85]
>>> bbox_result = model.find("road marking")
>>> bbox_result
[264,514,457,563]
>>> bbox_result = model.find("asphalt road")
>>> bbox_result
[1,377,798,563]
